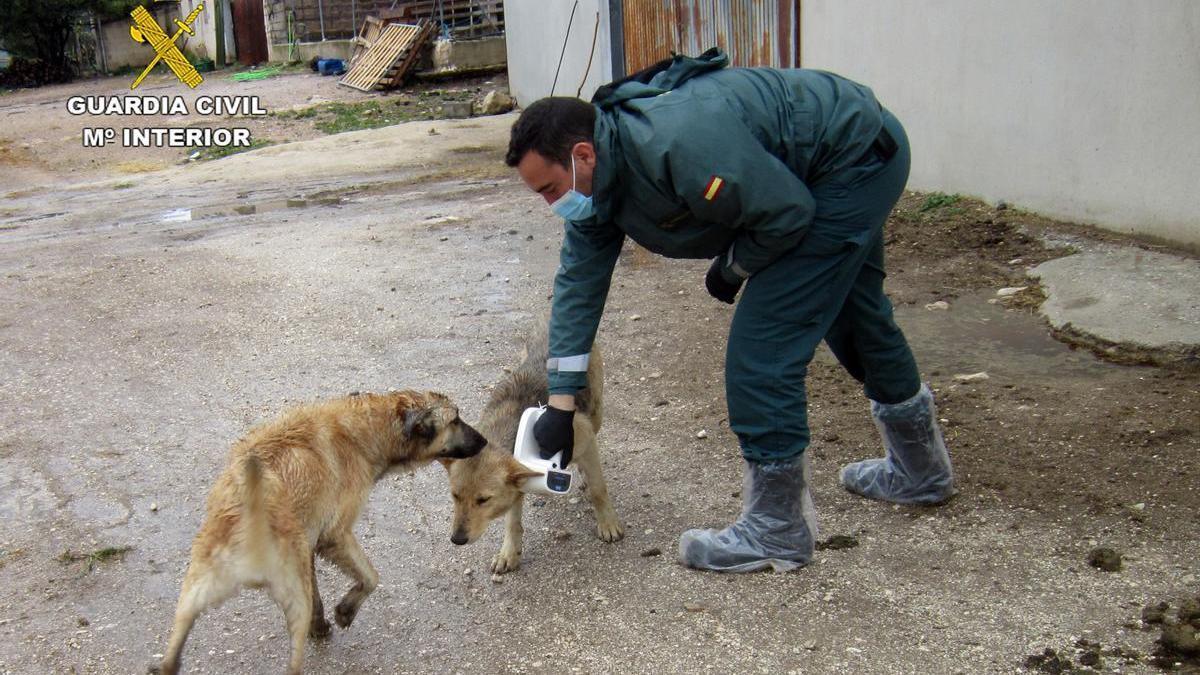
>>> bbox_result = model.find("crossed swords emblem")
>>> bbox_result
[128,3,205,90]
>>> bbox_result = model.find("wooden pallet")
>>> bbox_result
[338,20,435,92]
[382,1,504,39]
[348,16,385,68]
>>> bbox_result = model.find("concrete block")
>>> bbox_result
[443,101,473,118]
[480,90,514,115]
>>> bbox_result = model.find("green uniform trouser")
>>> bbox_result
[727,111,920,464]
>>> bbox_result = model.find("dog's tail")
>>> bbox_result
[517,318,602,424]
[239,455,272,561]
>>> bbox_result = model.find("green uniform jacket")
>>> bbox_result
[548,49,888,393]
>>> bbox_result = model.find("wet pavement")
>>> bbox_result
[1,115,1197,674]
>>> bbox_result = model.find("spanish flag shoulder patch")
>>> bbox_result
[703,175,724,201]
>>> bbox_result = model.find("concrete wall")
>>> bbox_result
[267,39,354,64]
[98,3,234,70]
[427,36,507,76]
[801,1,1200,246]
[99,6,177,70]
[265,36,505,74]
[505,0,613,105]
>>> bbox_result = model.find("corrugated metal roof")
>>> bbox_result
[621,0,798,74]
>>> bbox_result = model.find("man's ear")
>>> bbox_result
[403,407,436,440]
[571,141,596,168]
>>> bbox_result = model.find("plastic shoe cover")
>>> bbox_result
[678,455,817,573]
[840,383,956,504]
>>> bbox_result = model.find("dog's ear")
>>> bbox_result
[403,407,437,440]
[506,468,543,487]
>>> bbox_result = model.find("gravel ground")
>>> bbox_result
[0,75,1198,675]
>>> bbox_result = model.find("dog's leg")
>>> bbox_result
[491,497,525,574]
[308,553,332,638]
[325,532,380,629]
[151,565,235,675]
[573,425,624,542]
[266,549,313,675]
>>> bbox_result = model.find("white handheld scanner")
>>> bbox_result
[513,406,574,496]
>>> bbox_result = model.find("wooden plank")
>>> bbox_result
[348,14,388,67]
[377,20,437,90]
[338,22,426,92]
[340,25,408,90]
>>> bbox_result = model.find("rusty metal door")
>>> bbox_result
[619,0,799,74]
[233,0,269,65]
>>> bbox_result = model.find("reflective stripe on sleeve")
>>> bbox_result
[546,354,590,372]
[726,244,751,279]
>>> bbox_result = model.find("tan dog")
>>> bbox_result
[443,328,623,573]
[151,390,486,675]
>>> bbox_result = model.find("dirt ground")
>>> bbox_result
[0,66,505,191]
[1,71,1198,674]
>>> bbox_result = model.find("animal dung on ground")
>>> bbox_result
[1086,546,1122,572]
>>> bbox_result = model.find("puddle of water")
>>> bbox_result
[0,459,59,521]
[160,208,192,223]
[161,197,345,223]
[13,212,67,224]
[872,291,1118,379]
[68,495,130,527]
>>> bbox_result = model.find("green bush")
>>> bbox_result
[919,192,962,212]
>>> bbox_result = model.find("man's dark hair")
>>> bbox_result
[505,97,596,168]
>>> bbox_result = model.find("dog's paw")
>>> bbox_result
[334,601,357,629]
[310,615,332,638]
[596,518,625,543]
[490,549,522,574]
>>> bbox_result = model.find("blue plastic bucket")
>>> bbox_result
[317,59,346,76]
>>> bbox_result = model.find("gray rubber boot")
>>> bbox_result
[678,455,817,573]
[840,383,956,504]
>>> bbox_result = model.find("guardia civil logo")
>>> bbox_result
[128,3,205,90]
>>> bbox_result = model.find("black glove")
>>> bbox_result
[533,406,575,467]
[705,257,743,304]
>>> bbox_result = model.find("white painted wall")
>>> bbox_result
[802,1,1200,246]
[505,0,614,105]
[176,0,236,65]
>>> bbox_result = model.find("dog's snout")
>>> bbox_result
[450,531,468,546]
[443,423,487,459]
[466,425,487,451]
[442,442,482,460]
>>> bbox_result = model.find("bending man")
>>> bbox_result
[508,49,956,573]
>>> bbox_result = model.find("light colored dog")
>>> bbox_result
[442,328,623,573]
[151,390,487,675]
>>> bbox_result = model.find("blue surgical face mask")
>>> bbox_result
[550,156,595,221]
